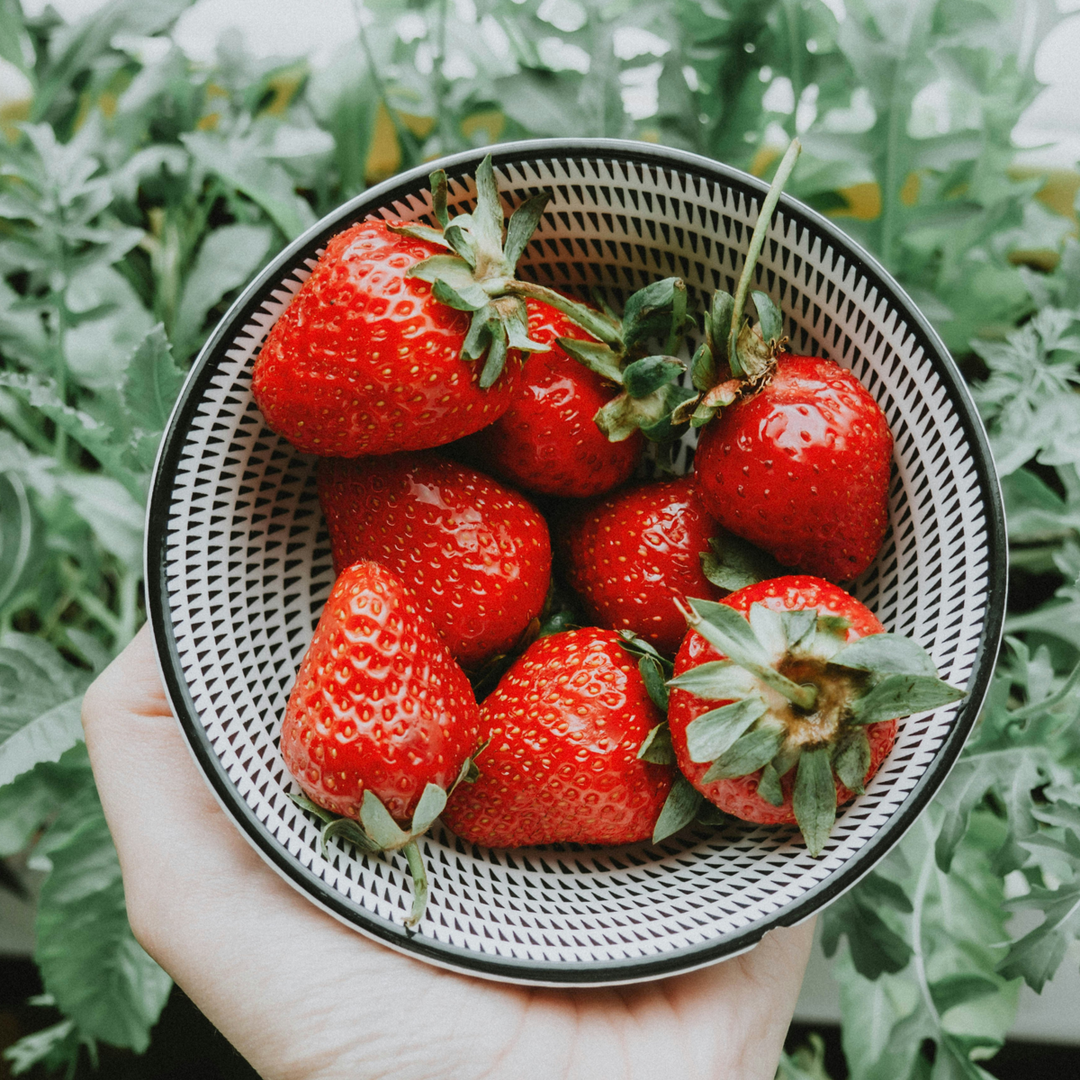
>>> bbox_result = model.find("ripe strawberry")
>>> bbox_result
[693,354,893,581]
[441,628,673,848]
[252,218,525,457]
[664,576,963,855]
[558,476,731,655]
[317,451,552,670]
[674,140,892,581]
[281,560,482,924]
[458,300,644,498]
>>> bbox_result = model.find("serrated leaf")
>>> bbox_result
[821,880,914,978]
[0,695,84,789]
[684,696,767,763]
[996,884,1080,992]
[651,775,704,843]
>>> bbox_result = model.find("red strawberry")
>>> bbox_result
[317,452,552,670]
[441,628,673,847]
[558,475,730,655]
[252,218,526,457]
[281,561,482,923]
[664,576,963,855]
[459,300,644,498]
[674,140,892,581]
[693,353,892,581]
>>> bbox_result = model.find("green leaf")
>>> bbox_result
[173,225,273,359]
[652,775,704,843]
[503,191,550,269]
[359,789,410,851]
[33,777,171,1053]
[701,721,785,782]
[996,883,1080,993]
[667,659,758,700]
[637,654,670,712]
[699,533,785,592]
[821,875,914,978]
[637,722,676,765]
[848,673,966,726]
[792,746,835,857]
[831,634,942,677]
[684,696,767,763]
[621,355,684,399]
[929,974,1001,1016]
[756,762,783,806]
[833,727,871,795]
[750,289,783,343]
[410,782,448,835]
[556,336,625,384]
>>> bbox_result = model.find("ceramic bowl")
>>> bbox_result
[146,138,1006,986]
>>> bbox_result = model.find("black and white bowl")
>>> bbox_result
[146,138,1006,986]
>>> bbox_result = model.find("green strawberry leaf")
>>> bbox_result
[359,790,411,851]
[666,659,759,700]
[637,654,670,712]
[651,775,704,844]
[684,696,767,764]
[848,672,966,725]
[756,762,784,806]
[637,722,677,765]
[830,633,943,677]
[699,533,785,593]
[750,289,784,345]
[410,782,448,836]
[792,746,836,857]
[832,727,872,795]
[702,721,785,782]
[621,355,684,399]
[504,192,551,269]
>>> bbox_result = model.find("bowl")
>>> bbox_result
[146,138,1006,986]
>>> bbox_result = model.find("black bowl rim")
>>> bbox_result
[146,136,1008,986]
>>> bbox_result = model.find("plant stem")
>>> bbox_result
[728,139,802,376]
[402,838,429,928]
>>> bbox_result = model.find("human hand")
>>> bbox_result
[82,625,815,1080]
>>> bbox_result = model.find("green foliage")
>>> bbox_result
[0,0,1078,1076]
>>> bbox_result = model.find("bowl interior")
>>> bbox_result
[147,140,1004,985]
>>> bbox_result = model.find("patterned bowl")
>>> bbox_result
[146,138,1006,986]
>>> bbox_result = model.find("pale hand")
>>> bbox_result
[82,625,815,1080]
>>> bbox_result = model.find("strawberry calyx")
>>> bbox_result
[290,750,481,928]
[671,139,803,430]
[668,596,965,855]
[699,531,787,593]
[397,155,696,440]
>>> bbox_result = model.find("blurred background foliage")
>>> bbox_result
[1,0,1080,1076]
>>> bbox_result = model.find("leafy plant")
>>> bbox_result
[1,0,1078,1076]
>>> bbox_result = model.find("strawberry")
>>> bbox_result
[252,218,525,457]
[662,576,964,855]
[457,300,644,498]
[693,354,893,581]
[559,475,780,655]
[317,451,552,670]
[673,140,893,581]
[441,627,673,848]
[280,560,482,924]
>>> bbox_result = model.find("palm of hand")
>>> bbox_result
[83,627,813,1080]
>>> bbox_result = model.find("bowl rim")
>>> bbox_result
[145,136,1008,985]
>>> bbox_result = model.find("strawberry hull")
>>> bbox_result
[252,221,525,457]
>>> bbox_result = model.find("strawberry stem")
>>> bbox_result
[727,139,802,379]
[402,838,429,928]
